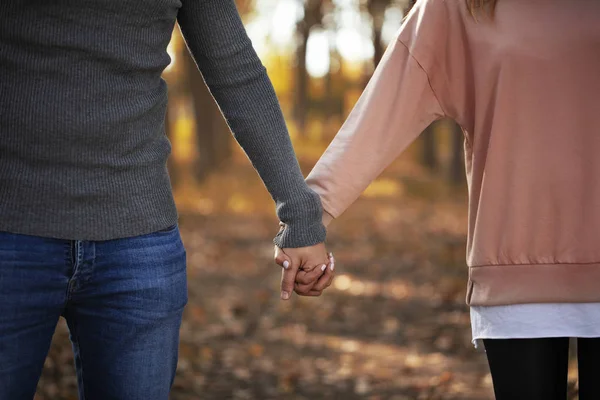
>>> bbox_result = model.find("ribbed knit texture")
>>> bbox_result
[0,0,326,248]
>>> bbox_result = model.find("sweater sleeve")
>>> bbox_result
[177,0,325,248]
[305,37,445,219]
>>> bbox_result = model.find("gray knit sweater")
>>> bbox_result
[0,0,326,248]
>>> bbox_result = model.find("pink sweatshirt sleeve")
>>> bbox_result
[306,37,445,220]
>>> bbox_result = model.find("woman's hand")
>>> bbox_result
[274,245,335,300]
[295,251,335,296]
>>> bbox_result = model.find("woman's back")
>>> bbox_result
[434,0,600,273]
[306,0,600,306]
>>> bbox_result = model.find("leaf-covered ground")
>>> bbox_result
[35,148,580,399]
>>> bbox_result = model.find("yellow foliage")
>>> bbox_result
[343,88,362,115]
[362,178,403,198]
[306,119,325,142]
[172,115,196,164]
[227,193,254,214]
[266,53,293,94]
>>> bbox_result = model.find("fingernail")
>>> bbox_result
[281,291,290,300]
[329,252,334,258]
[283,260,289,269]
[321,264,326,272]
[330,263,335,271]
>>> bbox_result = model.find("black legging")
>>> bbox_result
[484,338,600,400]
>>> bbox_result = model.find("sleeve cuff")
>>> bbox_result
[273,219,326,248]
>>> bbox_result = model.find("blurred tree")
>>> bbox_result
[168,1,254,182]
[449,122,465,185]
[365,0,392,68]
[323,48,346,119]
[163,30,188,187]
[179,32,232,182]
[294,0,333,135]
[422,123,439,170]
[322,9,345,120]
[401,0,440,172]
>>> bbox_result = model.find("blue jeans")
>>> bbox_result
[0,225,188,400]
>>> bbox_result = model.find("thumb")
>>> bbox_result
[274,246,291,270]
[279,249,300,301]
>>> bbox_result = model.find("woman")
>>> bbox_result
[288,0,600,398]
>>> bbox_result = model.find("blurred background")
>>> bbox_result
[35,1,580,399]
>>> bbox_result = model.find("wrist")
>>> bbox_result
[322,211,334,227]
[274,219,326,249]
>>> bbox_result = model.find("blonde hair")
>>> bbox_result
[466,0,498,18]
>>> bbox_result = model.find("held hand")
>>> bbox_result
[274,243,332,300]
[294,252,335,296]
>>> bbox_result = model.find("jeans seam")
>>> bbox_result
[62,242,74,310]
[67,241,82,299]
[70,318,86,400]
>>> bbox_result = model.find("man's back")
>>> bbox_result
[0,0,183,240]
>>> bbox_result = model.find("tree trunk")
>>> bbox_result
[294,0,326,136]
[407,0,434,171]
[294,27,310,136]
[422,124,438,170]
[211,105,232,167]
[372,24,384,68]
[450,122,465,185]
[181,47,231,182]
[365,0,388,75]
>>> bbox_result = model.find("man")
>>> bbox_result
[0,0,331,398]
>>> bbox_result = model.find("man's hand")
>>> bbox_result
[274,244,334,300]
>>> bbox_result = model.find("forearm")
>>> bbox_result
[177,0,325,248]
[307,38,445,220]
[205,55,326,247]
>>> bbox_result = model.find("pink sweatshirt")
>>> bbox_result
[306,0,600,306]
